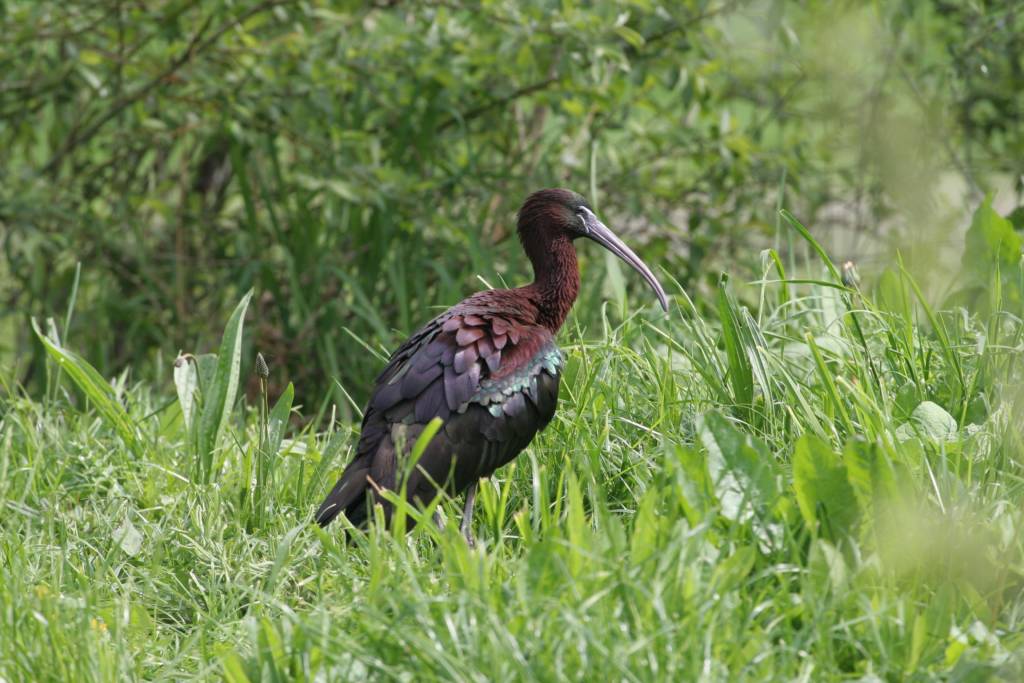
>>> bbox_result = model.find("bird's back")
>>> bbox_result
[315,288,562,528]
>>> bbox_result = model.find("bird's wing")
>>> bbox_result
[315,305,562,527]
[370,307,558,425]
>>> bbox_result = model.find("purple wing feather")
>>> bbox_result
[456,327,486,346]
[453,345,478,374]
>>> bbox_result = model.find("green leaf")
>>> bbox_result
[565,471,589,576]
[249,381,295,526]
[32,319,141,456]
[78,49,104,66]
[265,522,305,593]
[711,545,757,593]
[668,443,715,525]
[805,332,854,433]
[630,487,664,565]
[779,210,843,283]
[196,290,253,482]
[173,356,198,430]
[614,25,645,49]
[963,194,1022,279]
[805,538,848,602]
[717,276,754,411]
[894,401,958,443]
[908,611,926,673]
[193,353,219,398]
[698,412,779,520]
[792,433,859,540]
[843,438,899,520]
[875,268,912,320]
[113,519,144,557]
[266,382,294,459]
[221,652,253,683]
[956,195,1024,315]
[256,617,286,676]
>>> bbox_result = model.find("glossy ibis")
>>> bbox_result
[315,188,668,544]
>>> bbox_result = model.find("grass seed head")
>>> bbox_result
[255,352,269,379]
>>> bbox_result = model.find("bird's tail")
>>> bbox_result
[314,465,371,527]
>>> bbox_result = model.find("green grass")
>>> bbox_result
[2,219,1024,681]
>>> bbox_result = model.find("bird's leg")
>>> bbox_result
[460,481,479,547]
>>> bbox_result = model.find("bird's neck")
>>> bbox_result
[527,235,580,333]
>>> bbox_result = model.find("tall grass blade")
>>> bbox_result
[250,381,295,527]
[717,275,754,413]
[805,332,855,435]
[196,290,253,482]
[265,382,294,460]
[898,259,967,415]
[31,319,141,456]
[779,210,843,283]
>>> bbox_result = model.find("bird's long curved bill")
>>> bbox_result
[583,210,670,312]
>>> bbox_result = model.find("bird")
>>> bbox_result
[315,188,668,544]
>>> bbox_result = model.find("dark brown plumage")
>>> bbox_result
[315,188,668,543]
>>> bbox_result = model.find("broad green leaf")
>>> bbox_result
[894,401,958,443]
[954,195,1024,315]
[669,442,715,525]
[843,438,899,520]
[963,194,1021,278]
[194,353,219,395]
[113,519,144,557]
[631,487,663,565]
[907,611,927,673]
[792,433,859,539]
[805,538,848,602]
[923,584,956,663]
[698,412,779,520]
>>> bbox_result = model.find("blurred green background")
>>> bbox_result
[2,0,1022,407]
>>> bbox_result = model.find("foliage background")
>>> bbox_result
[3,0,1021,405]
[2,1,1024,680]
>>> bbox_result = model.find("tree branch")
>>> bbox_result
[41,1,290,175]
[435,2,732,133]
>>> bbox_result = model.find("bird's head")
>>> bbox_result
[517,188,669,312]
